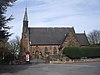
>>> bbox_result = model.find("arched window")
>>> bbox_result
[68,40,75,47]
[68,44,73,47]
[53,47,57,54]
[35,46,39,51]
[44,47,48,54]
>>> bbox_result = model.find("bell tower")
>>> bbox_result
[21,8,29,53]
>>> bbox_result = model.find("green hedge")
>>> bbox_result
[63,47,100,59]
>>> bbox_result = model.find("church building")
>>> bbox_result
[21,8,89,59]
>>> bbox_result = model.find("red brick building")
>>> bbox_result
[21,8,89,59]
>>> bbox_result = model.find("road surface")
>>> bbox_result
[0,62,100,75]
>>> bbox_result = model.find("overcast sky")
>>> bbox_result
[6,0,100,39]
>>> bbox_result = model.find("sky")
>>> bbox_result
[6,0,100,40]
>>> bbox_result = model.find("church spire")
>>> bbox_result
[23,8,28,21]
[23,8,28,33]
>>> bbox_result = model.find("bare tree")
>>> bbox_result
[88,30,100,45]
[9,36,21,54]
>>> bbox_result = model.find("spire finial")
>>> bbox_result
[23,8,28,21]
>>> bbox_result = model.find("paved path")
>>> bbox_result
[0,62,100,75]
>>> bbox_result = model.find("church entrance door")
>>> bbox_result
[32,46,45,64]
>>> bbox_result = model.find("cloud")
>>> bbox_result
[16,0,26,3]
[7,0,100,39]
[15,0,100,24]
[43,15,67,22]
[27,0,100,29]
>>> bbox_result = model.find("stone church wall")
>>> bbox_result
[62,32,80,49]
[29,45,60,57]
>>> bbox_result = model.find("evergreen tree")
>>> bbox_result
[0,0,16,42]
[0,0,16,64]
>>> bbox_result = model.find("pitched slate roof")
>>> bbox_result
[29,27,89,46]
[75,33,89,46]
[29,27,75,45]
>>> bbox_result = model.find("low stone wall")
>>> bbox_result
[80,58,100,62]
[50,58,100,64]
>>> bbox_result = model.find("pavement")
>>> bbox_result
[0,62,100,75]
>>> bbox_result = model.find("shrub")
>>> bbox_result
[63,47,100,59]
